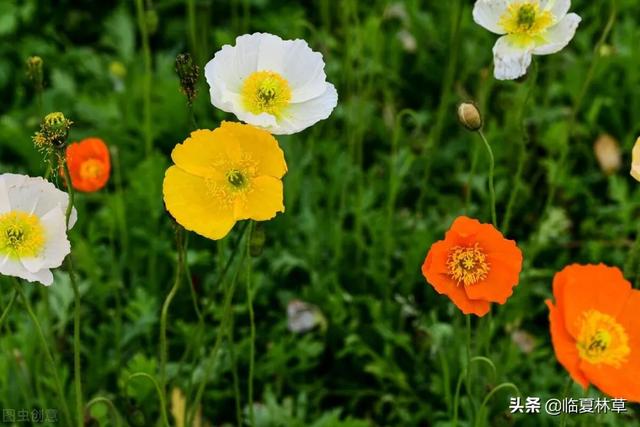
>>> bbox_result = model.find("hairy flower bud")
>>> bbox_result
[26,56,43,92]
[457,102,483,131]
[175,53,199,105]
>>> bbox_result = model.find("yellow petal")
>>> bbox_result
[171,129,228,179]
[163,166,236,240]
[235,176,284,221]
[631,137,640,182]
[220,122,288,178]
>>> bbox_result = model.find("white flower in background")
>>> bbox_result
[204,32,338,135]
[473,0,582,80]
[0,174,77,286]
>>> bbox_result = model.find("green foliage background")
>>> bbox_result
[0,0,639,426]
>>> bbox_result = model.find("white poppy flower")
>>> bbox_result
[0,174,78,286]
[204,32,338,135]
[473,0,582,80]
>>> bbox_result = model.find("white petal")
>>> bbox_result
[256,33,288,73]
[473,0,509,35]
[533,13,581,55]
[20,207,70,273]
[0,173,77,229]
[541,0,571,20]
[0,257,53,286]
[492,35,533,80]
[282,39,329,103]
[0,177,10,214]
[274,83,339,135]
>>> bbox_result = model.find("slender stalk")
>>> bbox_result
[228,311,243,427]
[418,0,463,209]
[465,315,475,420]
[188,224,250,426]
[0,289,17,329]
[159,226,185,399]
[135,0,153,155]
[13,280,72,426]
[186,0,198,61]
[475,383,520,427]
[61,161,83,427]
[624,222,640,287]
[502,62,538,235]
[246,221,256,427]
[544,0,617,211]
[125,373,170,427]
[477,131,497,227]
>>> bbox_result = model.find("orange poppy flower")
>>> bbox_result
[421,216,523,317]
[547,264,640,402]
[65,137,111,192]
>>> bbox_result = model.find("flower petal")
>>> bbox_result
[547,300,590,389]
[473,0,509,35]
[631,137,640,182]
[274,83,338,135]
[541,0,571,20]
[163,167,236,240]
[234,176,285,221]
[533,13,581,55]
[493,35,533,80]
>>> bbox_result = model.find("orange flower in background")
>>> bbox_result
[421,216,523,317]
[65,137,111,192]
[547,264,640,402]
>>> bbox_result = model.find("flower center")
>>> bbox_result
[576,310,629,367]
[79,159,104,180]
[241,71,292,117]
[226,169,247,189]
[0,211,46,259]
[446,243,490,286]
[499,2,554,40]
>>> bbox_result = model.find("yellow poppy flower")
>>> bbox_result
[163,122,287,240]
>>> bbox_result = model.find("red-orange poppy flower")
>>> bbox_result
[421,216,523,317]
[547,264,640,402]
[65,137,111,192]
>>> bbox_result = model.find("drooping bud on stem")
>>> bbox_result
[457,102,483,132]
[175,53,200,105]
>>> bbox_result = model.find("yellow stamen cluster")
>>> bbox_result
[80,159,105,180]
[447,243,490,286]
[241,71,292,118]
[0,211,46,259]
[205,154,259,207]
[499,2,554,44]
[577,310,629,367]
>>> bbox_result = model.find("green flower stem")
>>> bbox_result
[475,383,520,427]
[246,220,256,427]
[13,279,72,427]
[502,61,538,235]
[477,131,497,228]
[188,224,250,426]
[134,0,153,156]
[159,226,186,401]
[125,373,170,427]
[85,397,122,427]
[0,288,17,329]
[544,0,617,212]
[186,0,198,61]
[62,161,84,427]
[418,0,463,211]
[624,222,640,287]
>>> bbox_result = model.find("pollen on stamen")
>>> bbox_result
[446,243,490,286]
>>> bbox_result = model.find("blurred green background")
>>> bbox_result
[0,0,639,425]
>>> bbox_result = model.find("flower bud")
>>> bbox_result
[26,56,44,92]
[457,102,482,131]
[175,53,199,105]
[593,134,621,175]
